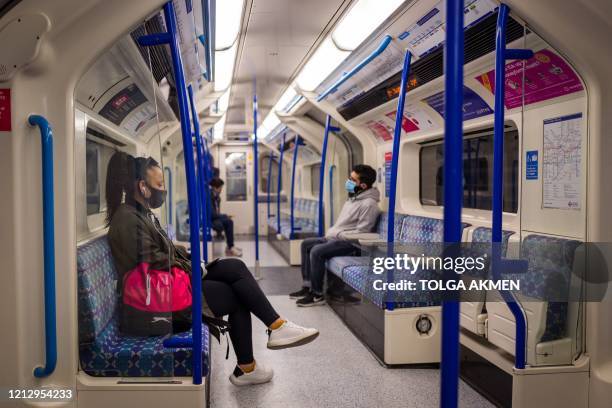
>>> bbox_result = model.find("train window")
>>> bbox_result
[85,136,117,216]
[86,141,100,215]
[225,152,247,201]
[311,164,321,195]
[419,127,519,213]
[260,154,279,193]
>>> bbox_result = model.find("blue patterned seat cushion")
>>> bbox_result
[357,268,441,308]
[78,236,210,377]
[375,212,405,241]
[79,322,210,377]
[327,256,368,278]
[462,227,514,278]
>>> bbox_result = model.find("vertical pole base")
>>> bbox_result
[254,260,263,281]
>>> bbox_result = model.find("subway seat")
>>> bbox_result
[77,236,210,377]
[268,198,319,239]
[486,234,582,365]
[459,227,514,336]
[328,213,470,308]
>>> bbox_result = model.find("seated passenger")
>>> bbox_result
[290,164,381,306]
[105,152,319,386]
[209,177,243,256]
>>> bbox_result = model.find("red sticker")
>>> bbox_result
[0,89,11,131]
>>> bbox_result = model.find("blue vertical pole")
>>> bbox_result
[277,133,286,232]
[386,50,412,311]
[267,152,275,218]
[329,165,335,226]
[492,3,532,370]
[188,84,209,263]
[253,94,260,263]
[441,0,464,406]
[317,116,332,237]
[289,138,300,239]
[162,2,202,385]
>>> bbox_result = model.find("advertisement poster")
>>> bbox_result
[423,86,492,121]
[475,49,584,109]
[384,152,393,198]
[542,113,582,210]
[385,104,436,135]
[366,120,394,143]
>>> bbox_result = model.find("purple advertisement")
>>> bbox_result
[475,49,584,109]
[424,86,493,121]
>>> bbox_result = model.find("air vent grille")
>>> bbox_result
[130,13,174,86]
[338,11,525,121]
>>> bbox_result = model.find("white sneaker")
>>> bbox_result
[225,246,243,257]
[267,321,319,350]
[229,363,274,386]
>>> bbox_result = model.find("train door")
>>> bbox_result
[217,145,254,234]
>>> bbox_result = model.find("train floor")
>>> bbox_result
[209,237,494,408]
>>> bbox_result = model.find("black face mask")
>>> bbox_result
[145,183,167,209]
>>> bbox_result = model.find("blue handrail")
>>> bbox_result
[267,152,275,218]
[253,94,260,262]
[385,50,412,311]
[317,35,393,102]
[329,165,335,225]
[440,0,464,406]
[317,115,340,237]
[202,135,213,241]
[276,133,286,232]
[139,1,203,385]
[29,115,57,379]
[188,84,209,263]
[289,139,300,239]
[492,3,533,370]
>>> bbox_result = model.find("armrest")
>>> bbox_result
[341,232,380,241]
[358,238,387,246]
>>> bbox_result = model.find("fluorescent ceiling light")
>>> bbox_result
[214,43,238,92]
[274,86,297,112]
[218,90,230,112]
[332,0,404,50]
[296,38,350,92]
[214,114,226,140]
[259,112,281,140]
[215,0,244,50]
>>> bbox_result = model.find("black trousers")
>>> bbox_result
[202,258,279,364]
[212,214,234,248]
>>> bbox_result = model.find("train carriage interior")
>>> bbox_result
[1,0,612,407]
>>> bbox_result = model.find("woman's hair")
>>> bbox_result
[209,177,224,188]
[105,151,160,225]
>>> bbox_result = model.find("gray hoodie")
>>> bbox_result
[326,187,381,239]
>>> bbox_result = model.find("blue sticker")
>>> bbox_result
[526,150,538,180]
[398,31,410,40]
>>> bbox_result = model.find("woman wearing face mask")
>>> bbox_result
[105,152,319,386]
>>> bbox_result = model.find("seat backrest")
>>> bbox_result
[77,235,118,344]
[399,215,444,243]
[375,212,405,241]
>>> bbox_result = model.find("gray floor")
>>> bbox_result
[208,239,494,408]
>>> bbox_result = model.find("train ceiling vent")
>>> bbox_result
[130,13,174,86]
[338,11,524,121]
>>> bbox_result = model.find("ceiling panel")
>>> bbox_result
[225,0,348,135]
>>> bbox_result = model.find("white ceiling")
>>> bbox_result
[224,0,350,135]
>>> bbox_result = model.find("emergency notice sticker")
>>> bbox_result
[0,89,11,131]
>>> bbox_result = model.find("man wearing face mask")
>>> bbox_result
[290,164,381,306]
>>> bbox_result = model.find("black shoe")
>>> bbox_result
[296,293,326,307]
[289,287,310,299]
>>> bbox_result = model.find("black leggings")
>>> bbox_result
[202,258,280,364]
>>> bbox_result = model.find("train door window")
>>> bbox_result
[225,152,247,201]
[311,164,321,195]
[419,126,519,213]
